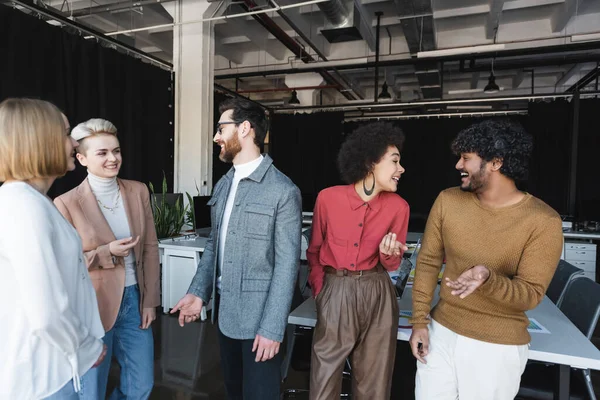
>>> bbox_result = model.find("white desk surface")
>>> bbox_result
[288,286,600,371]
[158,237,207,252]
[563,231,600,240]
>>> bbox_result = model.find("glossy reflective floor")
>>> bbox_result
[106,312,599,400]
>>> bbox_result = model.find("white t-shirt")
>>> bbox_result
[217,155,264,290]
[0,182,104,399]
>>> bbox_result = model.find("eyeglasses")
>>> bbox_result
[215,121,239,134]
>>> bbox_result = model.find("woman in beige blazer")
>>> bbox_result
[54,118,159,400]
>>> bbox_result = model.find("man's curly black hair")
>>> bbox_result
[337,122,405,184]
[451,119,533,181]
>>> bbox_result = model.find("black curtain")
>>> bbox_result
[269,102,600,226]
[270,112,345,212]
[577,98,600,221]
[525,100,573,216]
[0,5,174,198]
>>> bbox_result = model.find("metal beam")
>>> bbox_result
[554,63,597,89]
[223,10,288,60]
[241,0,357,100]
[84,13,173,58]
[69,0,175,18]
[9,0,172,69]
[272,0,330,59]
[566,65,600,92]
[394,0,439,98]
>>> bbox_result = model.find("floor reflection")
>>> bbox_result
[105,312,599,399]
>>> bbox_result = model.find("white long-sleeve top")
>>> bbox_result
[0,182,105,399]
[87,173,137,287]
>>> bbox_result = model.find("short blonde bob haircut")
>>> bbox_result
[71,118,118,154]
[0,98,68,182]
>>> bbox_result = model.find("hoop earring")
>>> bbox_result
[363,172,375,196]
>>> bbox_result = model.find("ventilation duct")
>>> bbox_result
[319,0,375,49]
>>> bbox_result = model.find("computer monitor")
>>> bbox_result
[193,196,212,230]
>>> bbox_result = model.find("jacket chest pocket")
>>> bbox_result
[244,203,275,239]
[206,197,218,226]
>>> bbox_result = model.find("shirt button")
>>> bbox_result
[363,203,367,206]
[350,263,355,267]
[354,243,358,247]
[99,266,104,270]
[358,223,363,227]
[231,232,235,235]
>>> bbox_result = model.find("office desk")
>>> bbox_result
[158,236,207,314]
[288,287,600,400]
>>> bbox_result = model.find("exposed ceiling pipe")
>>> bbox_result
[459,54,600,72]
[344,110,528,121]
[270,0,363,99]
[215,41,600,80]
[317,0,349,26]
[566,65,600,92]
[69,0,174,18]
[271,91,600,113]
[10,0,172,70]
[237,84,339,93]
[241,0,356,101]
[375,11,383,102]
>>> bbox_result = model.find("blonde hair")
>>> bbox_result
[71,118,118,154]
[0,98,68,182]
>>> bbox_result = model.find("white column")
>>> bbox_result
[173,0,220,196]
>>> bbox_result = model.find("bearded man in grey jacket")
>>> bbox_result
[172,97,302,400]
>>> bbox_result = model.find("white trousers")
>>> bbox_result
[415,319,529,400]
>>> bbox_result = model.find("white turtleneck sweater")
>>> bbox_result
[217,155,264,291]
[87,173,138,287]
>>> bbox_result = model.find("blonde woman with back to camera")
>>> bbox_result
[0,98,106,399]
[54,118,159,400]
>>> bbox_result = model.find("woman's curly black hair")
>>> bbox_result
[337,122,405,184]
[451,118,533,181]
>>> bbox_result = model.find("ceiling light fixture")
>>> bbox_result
[378,82,392,100]
[288,90,300,105]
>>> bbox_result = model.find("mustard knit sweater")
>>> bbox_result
[410,187,563,345]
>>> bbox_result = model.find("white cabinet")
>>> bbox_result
[159,237,209,314]
[563,241,596,281]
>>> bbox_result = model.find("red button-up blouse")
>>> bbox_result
[307,184,410,296]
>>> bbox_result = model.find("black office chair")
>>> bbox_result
[518,278,600,400]
[546,260,584,307]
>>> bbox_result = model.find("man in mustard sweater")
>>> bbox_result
[409,119,563,400]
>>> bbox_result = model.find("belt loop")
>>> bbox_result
[358,270,364,277]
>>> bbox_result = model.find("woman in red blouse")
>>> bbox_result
[307,122,410,400]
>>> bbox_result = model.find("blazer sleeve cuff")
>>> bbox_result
[256,327,284,343]
[97,244,117,268]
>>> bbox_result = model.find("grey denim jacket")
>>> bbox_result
[187,155,302,342]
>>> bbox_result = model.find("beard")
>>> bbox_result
[219,133,242,163]
[460,161,488,193]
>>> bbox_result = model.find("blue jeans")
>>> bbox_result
[43,369,98,400]
[96,285,154,400]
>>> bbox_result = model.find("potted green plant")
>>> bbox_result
[149,174,189,239]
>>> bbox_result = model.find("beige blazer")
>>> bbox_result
[54,178,160,331]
